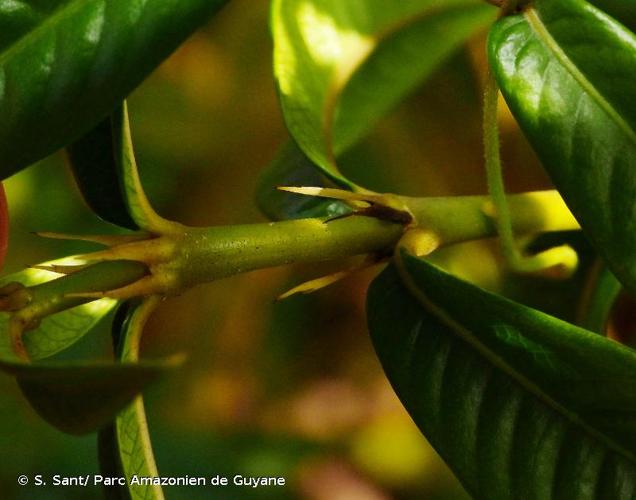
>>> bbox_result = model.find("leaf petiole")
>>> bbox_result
[483,67,578,278]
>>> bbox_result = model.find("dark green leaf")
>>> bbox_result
[589,0,636,32]
[67,110,138,230]
[489,0,636,296]
[368,251,636,498]
[10,357,179,435]
[256,142,350,220]
[272,0,495,188]
[0,0,228,179]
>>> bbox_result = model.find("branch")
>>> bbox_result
[2,190,580,332]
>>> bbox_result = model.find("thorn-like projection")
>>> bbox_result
[279,186,371,204]
[29,264,89,275]
[66,274,170,301]
[344,204,413,225]
[277,270,352,300]
[35,231,149,246]
[75,235,176,265]
[277,255,384,300]
[279,186,413,225]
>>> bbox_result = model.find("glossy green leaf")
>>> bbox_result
[368,250,636,498]
[589,0,636,31]
[489,0,636,296]
[272,0,495,188]
[99,298,166,499]
[0,0,228,179]
[67,110,138,230]
[256,142,351,220]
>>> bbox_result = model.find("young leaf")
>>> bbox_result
[0,0,228,179]
[368,251,636,498]
[256,142,351,220]
[272,0,495,188]
[488,0,636,296]
[67,112,138,230]
[99,298,166,500]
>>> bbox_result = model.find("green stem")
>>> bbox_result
[176,190,579,288]
[28,261,147,316]
[482,70,578,276]
[483,67,520,265]
[177,216,403,288]
[7,190,580,316]
[403,190,578,246]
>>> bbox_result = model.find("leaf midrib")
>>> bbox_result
[393,251,636,464]
[524,7,636,146]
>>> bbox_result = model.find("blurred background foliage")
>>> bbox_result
[0,1,596,498]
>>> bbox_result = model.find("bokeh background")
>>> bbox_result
[0,1,596,498]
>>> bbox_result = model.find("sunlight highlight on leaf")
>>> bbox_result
[296,3,373,82]
[272,0,495,188]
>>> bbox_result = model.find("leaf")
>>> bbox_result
[589,0,636,32]
[0,259,148,362]
[112,102,173,232]
[67,111,138,230]
[99,298,167,499]
[10,357,180,435]
[0,0,228,179]
[272,0,495,188]
[0,258,170,434]
[488,0,636,296]
[0,257,126,361]
[368,250,636,498]
[256,142,351,220]
[71,100,178,232]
